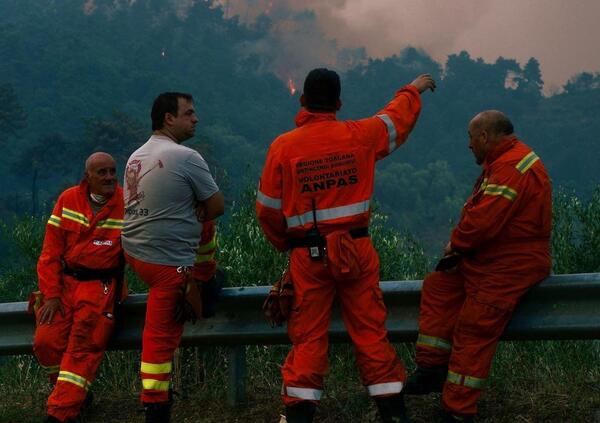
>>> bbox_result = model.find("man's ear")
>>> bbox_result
[164,112,174,126]
[300,94,306,108]
[336,99,342,111]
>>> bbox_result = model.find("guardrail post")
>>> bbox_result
[227,345,246,407]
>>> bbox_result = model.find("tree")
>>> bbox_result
[0,83,26,138]
[12,133,73,215]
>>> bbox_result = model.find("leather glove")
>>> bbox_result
[175,271,203,324]
[262,268,293,327]
[200,268,225,318]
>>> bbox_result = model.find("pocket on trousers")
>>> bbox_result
[90,312,115,350]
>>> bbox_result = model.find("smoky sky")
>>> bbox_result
[218,0,600,92]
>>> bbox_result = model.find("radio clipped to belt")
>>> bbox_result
[305,199,326,261]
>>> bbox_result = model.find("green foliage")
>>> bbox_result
[552,187,600,274]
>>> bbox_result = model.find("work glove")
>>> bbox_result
[262,268,293,327]
[199,267,225,318]
[175,271,203,324]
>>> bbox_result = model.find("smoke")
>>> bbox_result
[216,0,491,84]
[216,0,600,91]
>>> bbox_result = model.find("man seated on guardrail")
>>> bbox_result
[404,110,552,422]
[256,68,436,423]
[123,92,224,423]
[31,152,126,423]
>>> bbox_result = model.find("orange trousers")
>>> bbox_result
[33,276,116,422]
[281,237,405,405]
[416,267,543,417]
[125,253,185,404]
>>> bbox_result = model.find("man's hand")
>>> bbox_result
[37,298,64,324]
[410,74,436,93]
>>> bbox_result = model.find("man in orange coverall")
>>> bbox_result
[123,92,224,423]
[256,68,436,423]
[33,152,126,423]
[404,110,552,422]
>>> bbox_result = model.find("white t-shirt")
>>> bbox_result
[122,135,219,266]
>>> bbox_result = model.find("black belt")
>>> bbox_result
[287,227,369,249]
[63,265,122,282]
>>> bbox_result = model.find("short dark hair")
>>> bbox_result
[151,92,193,131]
[303,68,341,112]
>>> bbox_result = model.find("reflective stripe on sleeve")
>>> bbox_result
[483,184,517,201]
[286,199,370,229]
[195,252,215,263]
[141,361,172,374]
[367,381,403,396]
[515,151,539,174]
[285,386,323,401]
[447,370,486,389]
[416,333,452,351]
[376,114,398,153]
[257,190,282,209]
[197,235,217,254]
[61,207,90,227]
[47,215,61,228]
[57,370,91,391]
[97,218,124,229]
[142,379,170,391]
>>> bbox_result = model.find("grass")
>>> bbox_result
[2,187,600,421]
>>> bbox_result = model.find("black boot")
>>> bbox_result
[43,416,62,423]
[440,411,474,422]
[82,390,94,410]
[285,401,316,423]
[144,402,172,423]
[374,394,411,423]
[404,365,447,395]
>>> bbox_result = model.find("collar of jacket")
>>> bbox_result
[78,179,122,210]
[484,135,518,168]
[295,108,337,127]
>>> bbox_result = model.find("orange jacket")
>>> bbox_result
[193,220,217,281]
[37,180,125,299]
[256,85,422,250]
[451,137,552,267]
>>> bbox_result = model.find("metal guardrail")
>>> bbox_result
[1,273,599,405]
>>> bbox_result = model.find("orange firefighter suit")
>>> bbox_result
[124,220,218,404]
[33,180,125,422]
[256,85,423,405]
[415,137,552,417]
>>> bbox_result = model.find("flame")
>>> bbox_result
[287,76,297,95]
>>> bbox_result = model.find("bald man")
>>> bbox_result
[33,152,126,423]
[405,111,552,422]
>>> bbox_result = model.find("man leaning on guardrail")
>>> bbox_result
[404,110,552,423]
[31,152,126,423]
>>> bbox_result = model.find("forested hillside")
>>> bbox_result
[1,0,599,251]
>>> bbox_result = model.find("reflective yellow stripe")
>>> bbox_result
[479,177,489,192]
[483,184,517,201]
[41,364,60,374]
[62,207,89,227]
[141,361,172,374]
[464,375,486,389]
[57,370,90,390]
[195,252,215,263]
[416,333,452,351]
[142,379,170,391]
[515,151,539,174]
[97,218,124,229]
[447,370,486,389]
[197,235,217,253]
[48,215,61,227]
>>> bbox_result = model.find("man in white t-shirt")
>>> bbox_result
[122,92,224,422]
